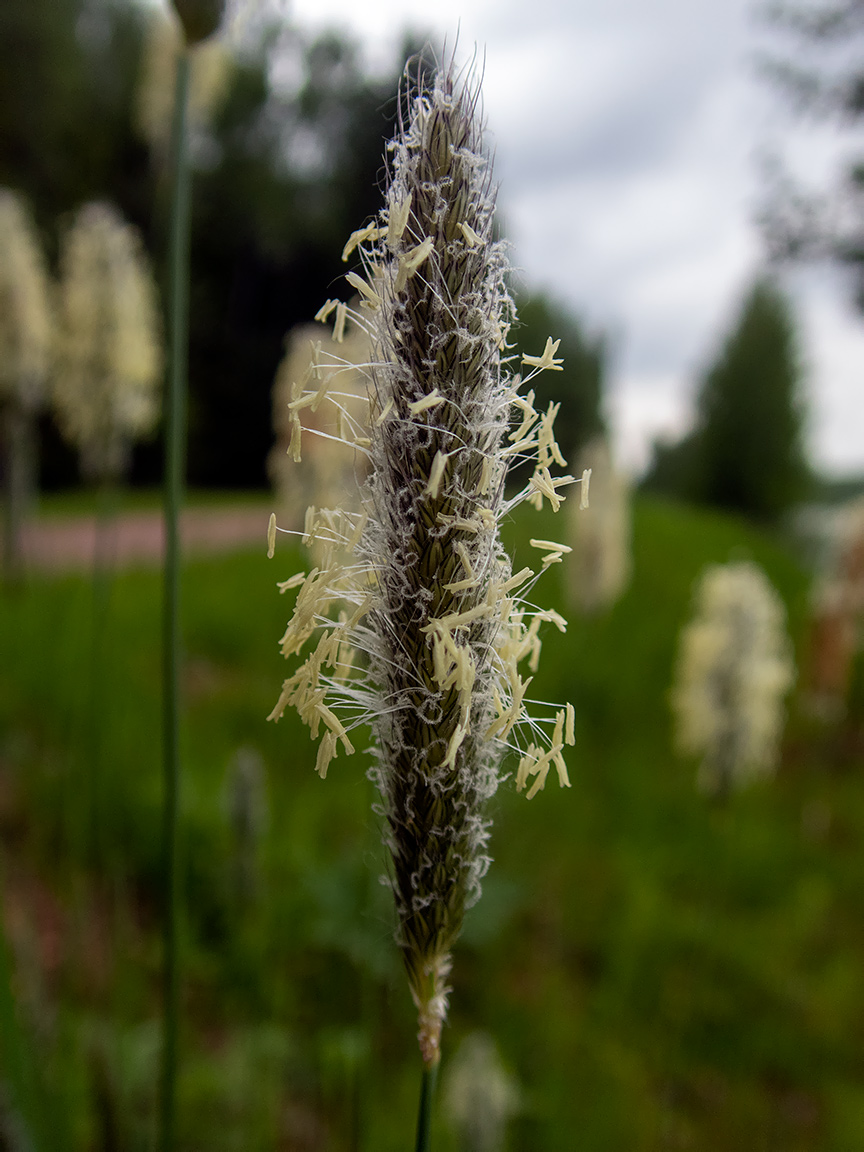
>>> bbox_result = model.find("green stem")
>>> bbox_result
[2,399,34,587]
[158,46,191,1152]
[414,1060,438,1152]
[88,478,119,868]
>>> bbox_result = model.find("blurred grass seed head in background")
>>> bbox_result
[0,188,52,410]
[137,5,233,161]
[171,0,224,46]
[673,560,796,796]
[53,202,163,483]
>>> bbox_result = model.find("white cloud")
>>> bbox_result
[290,0,864,478]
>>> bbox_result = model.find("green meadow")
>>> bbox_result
[2,494,863,1150]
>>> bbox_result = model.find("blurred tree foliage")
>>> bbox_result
[643,279,810,522]
[512,292,606,466]
[0,0,433,488]
[758,1,864,309]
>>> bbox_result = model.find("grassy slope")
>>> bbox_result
[1,494,864,1150]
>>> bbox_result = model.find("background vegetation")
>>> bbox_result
[6,492,864,1150]
[3,0,864,1147]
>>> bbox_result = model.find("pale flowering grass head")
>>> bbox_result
[443,1031,520,1152]
[136,5,233,161]
[268,316,371,534]
[672,560,796,796]
[0,188,52,411]
[805,495,864,715]
[567,435,630,614]
[54,202,163,482]
[269,61,585,1064]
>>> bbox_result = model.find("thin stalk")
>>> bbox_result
[2,400,34,587]
[414,1060,438,1152]
[158,46,191,1152]
[88,478,120,867]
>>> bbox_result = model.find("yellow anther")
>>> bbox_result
[565,702,575,746]
[341,223,379,262]
[424,450,448,499]
[530,538,573,554]
[345,270,380,306]
[522,336,564,372]
[387,193,412,249]
[277,571,307,592]
[459,222,482,247]
[332,301,347,343]
[315,732,337,779]
[408,388,443,415]
[375,397,394,425]
[580,468,592,509]
[314,299,339,323]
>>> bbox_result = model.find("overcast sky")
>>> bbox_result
[290,0,864,476]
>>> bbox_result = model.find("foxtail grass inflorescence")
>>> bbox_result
[136,4,232,163]
[0,188,52,580]
[54,202,162,483]
[567,435,630,614]
[672,561,795,797]
[269,64,586,1075]
[0,189,52,410]
[804,496,864,717]
[269,317,371,535]
[443,1032,520,1152]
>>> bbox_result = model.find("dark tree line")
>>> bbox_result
[759,1,864,307]
[643,278,810,523]
[0,0,607,490]
[512,292,607,467]
[0,0,432,488]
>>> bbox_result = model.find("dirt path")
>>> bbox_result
[21,504,272,572]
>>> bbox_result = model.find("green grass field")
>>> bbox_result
[2,493,863,1150]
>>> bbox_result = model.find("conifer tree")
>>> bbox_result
[643,277,809,521]
[514,292,605,465]
[695,278,808,521]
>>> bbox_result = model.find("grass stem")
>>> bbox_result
[158,45,191,1152]
[414,1059,438,1152]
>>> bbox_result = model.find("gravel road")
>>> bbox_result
[20,504,273,572]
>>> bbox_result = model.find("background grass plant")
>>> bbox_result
[6,495,864,1148]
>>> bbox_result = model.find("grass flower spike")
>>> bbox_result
[54,202,162,482]
[0,189,52,408]
[269,316,371,535]
[672,561,795,796]
[0,188,52,577]
[567,436,630,613]
[136,6,232,162]
[270,64,582,1072]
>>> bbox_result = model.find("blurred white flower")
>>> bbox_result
[567,435,630,613]
[0,187,53,575]
[672,561,795,795]
[268,312,371,542]
[805,495,864,716]
[443,1032,520,1152]
[54,202,162,481]
[0,188,52,410]
[136,6,233,161]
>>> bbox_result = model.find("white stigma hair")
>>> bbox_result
[672,560,795,796]
[54,202,163,482]
[268,61,587,1064]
